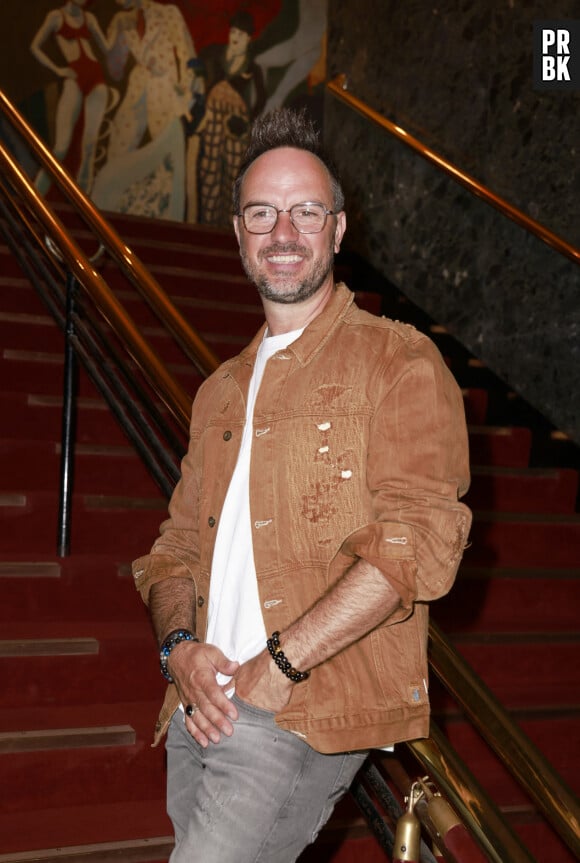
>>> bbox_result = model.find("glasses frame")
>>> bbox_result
[236,201,336,234]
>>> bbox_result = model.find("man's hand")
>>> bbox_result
[233,649,293,714]
[168,640,239,747]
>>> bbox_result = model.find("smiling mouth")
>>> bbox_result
[261,243,310,265]
[266,254,304,264]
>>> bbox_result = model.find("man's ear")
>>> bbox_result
[334,211,346,253]
[233,215,242,248]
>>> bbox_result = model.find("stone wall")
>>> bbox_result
[325,0,579,441]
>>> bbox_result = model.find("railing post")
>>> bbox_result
[57,270,79,557]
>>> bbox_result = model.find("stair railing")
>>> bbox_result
[326,75,580,267]
[426,620,580,856]
[0,131,194,553]
[0,88,220,380]
[1,84,219,553]
[1,89,579,862]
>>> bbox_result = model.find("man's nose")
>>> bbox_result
[270,210,299,242]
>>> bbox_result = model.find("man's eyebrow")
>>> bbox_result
[241,200,275,207]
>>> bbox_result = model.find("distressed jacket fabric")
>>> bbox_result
[133,283,472,753]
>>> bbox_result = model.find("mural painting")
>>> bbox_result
[3,0,327,226]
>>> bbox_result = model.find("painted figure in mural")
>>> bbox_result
[197,11,266,227]
[30,0,114,194]
[90,0,198,219]
[255,0,326,114]
[105,0,196,157]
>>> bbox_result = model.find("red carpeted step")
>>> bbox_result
[0,314,64,354]
[103,262,253,305]
[433,567,580,633]
[1,350,202,402]
[87,204,236,252]
[511,817,578,863]
[1,391,143,446]
[0,353,106,399]
[0,802,379,863]
[0,439,171,497]
[0,623,163,710]
[0,798,172,857]
[467,511,580,568]
[0,744,165,815]
[0,491,165,557]
[0,710,166,816]
[0,351,64,394]
[116,238,244,277]
[299,833,386,863]
[461,387,488,424]
[200,334,251,361]
[0,554,150,624]
[440,714,580,807]
[467,425,532,468]
[465,466,579,513]
[0,276,54,316]
[155,297,264,344]
[0,699,162,737]
[449,635,580,709]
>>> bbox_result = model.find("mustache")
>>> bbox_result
[258,242,311,258]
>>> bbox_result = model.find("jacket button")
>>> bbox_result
[208,516,216,527]
[197,596,205,608]
[223,430,232,441]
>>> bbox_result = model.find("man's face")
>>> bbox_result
[234,148,346,306]
[228,27,251,55]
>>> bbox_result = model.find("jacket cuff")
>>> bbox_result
[340,522,418,616]
[132,552,197,605]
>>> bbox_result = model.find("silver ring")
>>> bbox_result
[185,703,198,717]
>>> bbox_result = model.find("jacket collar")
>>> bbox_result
[235,282,355,368]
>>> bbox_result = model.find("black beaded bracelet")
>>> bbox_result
[266,631,310,683]
[159,628,199,683]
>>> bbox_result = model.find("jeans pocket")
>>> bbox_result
[231,692,277,719]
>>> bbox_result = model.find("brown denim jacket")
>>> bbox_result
[133,283,471,753]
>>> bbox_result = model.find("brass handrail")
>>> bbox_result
[408,725,536,863]
[0,88,220,379]
[428,620,580,858]
[327,74,580,267]
[0,140,192,430]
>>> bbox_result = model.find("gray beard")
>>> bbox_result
[240,242,335,305]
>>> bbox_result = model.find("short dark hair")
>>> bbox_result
[232,108,345,214]
[230,11,254,36]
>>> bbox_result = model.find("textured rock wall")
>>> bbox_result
[325,1,579,440]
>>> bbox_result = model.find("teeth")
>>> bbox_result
[267,254,302,263]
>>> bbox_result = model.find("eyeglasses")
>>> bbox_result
[237,202,336,234]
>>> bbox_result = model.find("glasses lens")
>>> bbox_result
[290,203,326,233]
[243,205,277,233]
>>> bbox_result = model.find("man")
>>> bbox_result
[132,108,472,863]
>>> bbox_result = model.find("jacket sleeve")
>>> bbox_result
[132,414,203,606]
[340,331,472,620]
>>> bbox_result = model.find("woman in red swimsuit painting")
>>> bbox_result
[30,0,114,194]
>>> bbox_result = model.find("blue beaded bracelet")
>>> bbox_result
[159,628,199,682]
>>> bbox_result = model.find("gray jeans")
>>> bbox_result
[166,694,367,863]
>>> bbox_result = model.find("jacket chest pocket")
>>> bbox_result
[276,412,373,557]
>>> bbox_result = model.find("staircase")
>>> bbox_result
[0,210,578,863]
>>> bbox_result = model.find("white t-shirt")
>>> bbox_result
[206,327,304,686]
